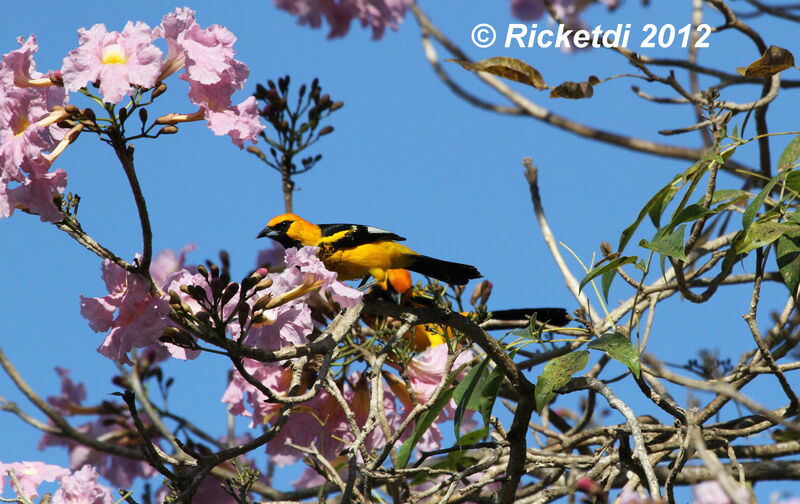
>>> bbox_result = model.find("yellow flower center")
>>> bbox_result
[13,116,30,136]
[102,43,127,65]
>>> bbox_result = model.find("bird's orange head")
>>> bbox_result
[257,213,321,249]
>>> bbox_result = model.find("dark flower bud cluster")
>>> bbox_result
[250,76,344,191]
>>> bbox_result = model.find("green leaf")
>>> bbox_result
[776,228,800,296]
[579,256,637,293]
[453,359,489,438]
[473,367,504,440]
[588,332,641,378]
[639,224,687,261]
[709,189,749,205]
[743,175,781,231]
[778,135,800,173]
[648,184,679,229]
[619,183,678,253]
[456,429,488,445]
[396,387,455,468]
[448,57,547,89]
[601,269,617,302]
[671,204,716,226]
[733,221,800,254]
[535,351,589,413]
[785,171,800,195]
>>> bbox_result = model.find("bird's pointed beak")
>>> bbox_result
[256,226,276,239]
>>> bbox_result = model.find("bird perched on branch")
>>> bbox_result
[257,213,482,285]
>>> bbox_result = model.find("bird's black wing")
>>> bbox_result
[318,223,406,249]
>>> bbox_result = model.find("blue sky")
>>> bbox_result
[1,0,798,500]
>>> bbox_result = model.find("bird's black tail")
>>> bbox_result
[407,255,482,285]
[491,308,570,327]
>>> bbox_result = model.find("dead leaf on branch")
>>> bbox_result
[737,45,795,78]
[447,56,547,89]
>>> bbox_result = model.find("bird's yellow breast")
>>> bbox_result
[320,241,417,281]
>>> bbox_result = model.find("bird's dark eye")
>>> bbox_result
[274,220,292,232]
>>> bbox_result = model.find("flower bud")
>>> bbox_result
[168,290,182,306]
[237,302,250,328]
[221,283,240,306]
[195,311,211,324]
[470,280,493,307]
[151,82,168,99]
[197,264,209,279]
[251,312,269,327]
[65,104,80,116]
[253,294,272,312]
[255,277,273,291]
[576,478,600,495]
[82,108,96,123]
[49,70,64,86]
[318,126,334,136]
[159,125,178,135]
[246,146,262,155]
[159,328,195,348]
[330,101,344,112]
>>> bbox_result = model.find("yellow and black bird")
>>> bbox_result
[257,213,482,285]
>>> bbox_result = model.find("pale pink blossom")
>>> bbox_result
[47,367,87,413]
[153,7,197,81]
[283,246,363,308]
[0,461,69,499]
[39,370,157,487]
[80,247,199,364]
[275,0,414,39]
[235,246,361,350]
[257,243,287,271]
[205,96,264,148]
[692,481,751,504]
[0,35,59,89]
[222,359,295,426]
[6,156,67,223]
[619,489,646,504]
[407,344,473,404]
[61,21,163,104]
[154,8,263,147]
[0,36,68,204]
[53,465,113,504]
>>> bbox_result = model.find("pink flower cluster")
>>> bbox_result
[0,461,112,504]
[0,36,69,223]
[0,9,264,225]
[274,0,415,39]
[153,8,264,147]
[80,245,202,364]
[38,368,157,488]
[59,7,263,146]
[224,298,475,489]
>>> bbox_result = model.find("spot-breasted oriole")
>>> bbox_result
[257,213,482,285]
